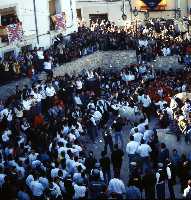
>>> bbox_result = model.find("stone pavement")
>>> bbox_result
[84,117,191,199]
[0,50,184,100]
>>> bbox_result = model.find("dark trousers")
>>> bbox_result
[103,169,111,184]
[104,140,113,153]
[88,126,98,142]
[168,179,175,199]
[156,182,165,200]
[113,164,122,178]
[145,187,155,200]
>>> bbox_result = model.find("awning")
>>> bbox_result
[0,7,16,16]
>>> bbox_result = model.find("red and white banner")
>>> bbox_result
[6,22,23,44]
[52,12,66,31]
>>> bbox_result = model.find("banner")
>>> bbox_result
[141,0,162,10]
[6,22,23,44]
[51,12,66,31]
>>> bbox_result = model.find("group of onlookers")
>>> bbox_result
[0,17,191,199]
[1,18,191,84]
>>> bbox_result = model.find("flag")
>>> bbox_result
[6,23,23,44]
[141,0,162,10]
[52,12,66,31]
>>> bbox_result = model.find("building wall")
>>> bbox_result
[76,0,191,26]
[0,0,77,56]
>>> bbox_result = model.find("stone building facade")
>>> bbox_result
[76,0,191,26]
[0,0,77,57]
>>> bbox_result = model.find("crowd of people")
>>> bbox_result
[1,18,191,84]
[0,18,191,199]
[0,53,191,199]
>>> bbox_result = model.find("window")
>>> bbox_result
[49,0,56,15]
[21,45,32,53]
[89,14,108,24]
[0,7,18,42]
[3,50,14,60]
[49,0,57,30]
[76,9,82,20]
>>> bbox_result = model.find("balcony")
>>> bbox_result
[0,6,18,43]
[0,26,8,43]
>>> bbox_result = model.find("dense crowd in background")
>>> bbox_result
[0,55,191,199]
[1,18,191,84]
[0,18,191,200]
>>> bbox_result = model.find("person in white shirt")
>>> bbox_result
[49,182,62,199]
[132,128,143,144]
[76,78,83,91]
[138,93,152,119]
[51,167,60,179]
[29,178,45,198]
[0,167,6,188]
[139,94,151,108]
[74,181,87,199]
[74,93,83,106]
[45,84,56,97]
[108,176,126,198]
[43,59,52,71]
[2,129,12,143]
[22,97,32,111]
[137,139,152,173]
[126,135,139,163]
[37,48,44,60]
[183,179,191,198]
[143,125,153,143]
[137,118,148,133]
[162,46,171,56]
[155,99,168,110]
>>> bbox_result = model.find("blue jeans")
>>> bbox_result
[141,156,151,174]
[114,131,124,148]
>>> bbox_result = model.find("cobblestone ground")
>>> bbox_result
[0,50,183,100]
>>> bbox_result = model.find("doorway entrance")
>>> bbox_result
[89,13,108,24]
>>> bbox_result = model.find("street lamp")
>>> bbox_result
[133,7,139,63]
[175,9,181,19]
[133,7,138,17]
[144,11,149,20]
[133,7,138,38]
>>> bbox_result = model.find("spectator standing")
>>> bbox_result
[111,144,124,177]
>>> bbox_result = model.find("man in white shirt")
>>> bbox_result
[139,94,151,108]
[108,176,126,198]
[76,78,83,91]
[132,128,143,144]
[183,179,191,198]
[137,118,148,133]
[137,139,152,173]
[43,60,52,71]
[29,178,45,198]
[143,125,153,143]
[162,46,171,56]
[74,181,87,199]
[155,99,168,110]
[74,93,83,106]
[22,97,32,111]
[45,84,56,97]
[139,93,152,119]
[126,135,139,163]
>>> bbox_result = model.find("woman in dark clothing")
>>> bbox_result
[142,169,156,199]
